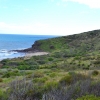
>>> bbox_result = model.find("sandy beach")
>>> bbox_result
[24,52,49,59]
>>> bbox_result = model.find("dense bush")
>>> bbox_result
[49,72,57,77]
[42,72,100,100]
[34,71,44,78]
[59,73,90,86]
[53,52,62,58]
[42,79,100,100]
[33,77,48,83]
[76,95,100,100]
[0,90,8,100]
[59,74,72,85]
[37,60,46,64]
[92,70,99,76]
[44,81,59,92]
[2,72,11,78]
[93,60,100,64]
[7,78,35,100]
[17,65,39,70]
[0,78,3,82]
[2,70,20,78]
[48,57,54,61]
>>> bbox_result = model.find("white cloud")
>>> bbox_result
[35,22,48,27]
[0,22,65,35]
[0,22,51,35]
[62,0,100,8]
[0,22,100,36]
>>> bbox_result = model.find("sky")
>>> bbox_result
[0,0,100,36]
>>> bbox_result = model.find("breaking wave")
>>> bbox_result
[0,49,25,60]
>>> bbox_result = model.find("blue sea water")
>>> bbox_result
[0,34,56,60]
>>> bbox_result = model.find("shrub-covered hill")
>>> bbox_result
[31,29,100,55]
[0,30,100,100]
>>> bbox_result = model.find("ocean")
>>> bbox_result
[0,34,56,60]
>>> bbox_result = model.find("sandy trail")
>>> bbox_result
[24,52,49,59]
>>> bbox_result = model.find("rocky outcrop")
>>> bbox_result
[31,41,42,50]
[12,41,42,53]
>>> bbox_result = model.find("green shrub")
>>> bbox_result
[0,78,3,82]
[59,74,72,85]
[49,72,57,77]
[68,71,76,75]
[74,56,81,60]
[17,64,39,70]
[0,90,8,100]
[17,65,25,70]
[34,71,44,78]
[92,70,99,76]
[33,77,48,83]
[83,66,89,70]
[77,95,100,100]
[24,71,32,75]
[48,57,54,61]
[49,63,57,69]
[2,72,10,78]
[37,60,46,64]
[53,52,62,58]
[1,59,9,65]
[13,69,19,73]
[26,73,34,78]
[0,71,3,75]
[59,73,90,86]
[44,81,58,91]
[93,60,100,64]
[2,70,20,78]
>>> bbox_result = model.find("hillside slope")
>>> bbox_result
[1,30,100,99]
[31,30,100,55]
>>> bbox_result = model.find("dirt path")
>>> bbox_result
[24,52,49,59]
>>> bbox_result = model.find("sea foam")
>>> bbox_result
[0,49,25,60]
[0,34,56,60]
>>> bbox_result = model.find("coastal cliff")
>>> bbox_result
[15,29,100,55]
[22,29,100,53]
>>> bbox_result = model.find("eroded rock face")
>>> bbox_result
[50,45,55,49]
[12,41,42,53]
[32,41,42,50]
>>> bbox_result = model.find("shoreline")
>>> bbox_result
[0,40,48,61]
[11,46,49,59]
[0,51,49,61]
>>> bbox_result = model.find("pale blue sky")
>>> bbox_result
[0,0,100,35]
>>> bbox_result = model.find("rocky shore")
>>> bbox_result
[11,41,42,53]
[10,41,49,59]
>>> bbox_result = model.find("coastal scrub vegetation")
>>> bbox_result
[0,30,100,99]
